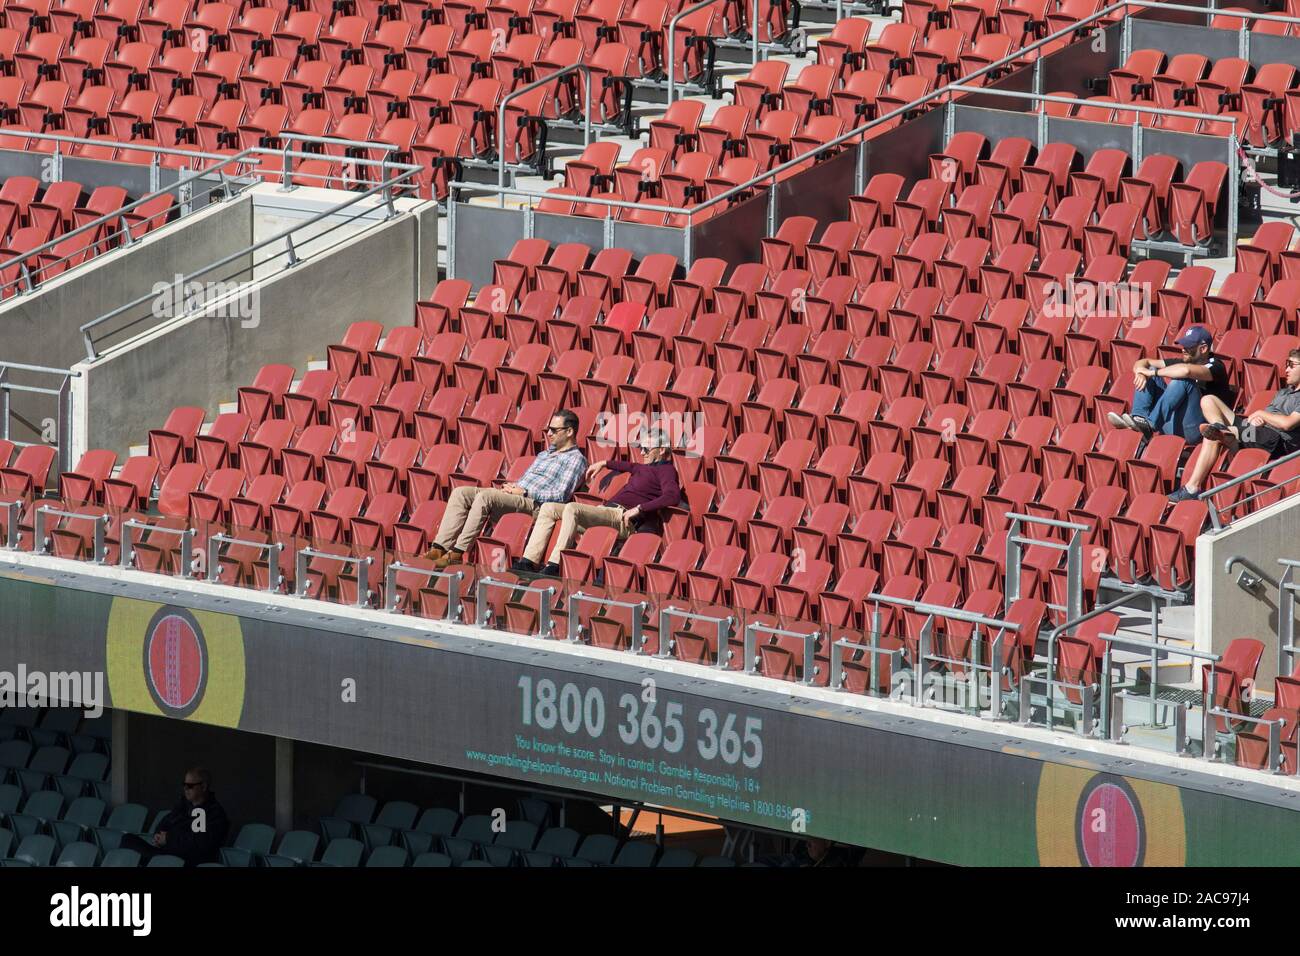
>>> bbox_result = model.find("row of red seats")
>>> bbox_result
[0,175,171,294]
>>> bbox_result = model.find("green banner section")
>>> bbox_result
[1,567,1298,865]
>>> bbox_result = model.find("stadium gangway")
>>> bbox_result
[295,547,374,607]
[863,591,1020,716]
[1037,586,1171,732]
[467,0,1153,271]
[1005,512,1088,623]
[78,145,423,360]
[207,533,285,593]
[383,563,465,621]
[1201,447,1300,531]
[0,133,264,300]
[942,84,1242,261]
[0,362,78,476]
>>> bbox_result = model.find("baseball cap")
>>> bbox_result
[1175,326,1212,348]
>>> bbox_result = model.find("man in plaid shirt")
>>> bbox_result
[424,410,587,568]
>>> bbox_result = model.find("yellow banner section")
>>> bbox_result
[105,598,246,728]
[1036,763,1186,866]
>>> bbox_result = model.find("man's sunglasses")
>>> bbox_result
[1287,360,1300,369]
[183,781,203,789]
[544,425,571,433]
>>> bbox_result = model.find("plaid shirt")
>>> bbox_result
[517,445,587,504]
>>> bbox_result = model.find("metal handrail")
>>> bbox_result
[567,590,649,649]
[944,83,1241,128]
[384,563,464,620]
[295,547,373,606]
[497,63,594,192]
[118,519,195,576]
[829,637,903,694]
[742,620,819,683]
[1202,447,1300,530]
[78,160,421,360]
[657,604,733,665]
[207,533,285,593]
[476,575,557,638]
[1042,588,1168,728]
[864,591,1021,630]
[32,504,109,562]
[0,126,235,163]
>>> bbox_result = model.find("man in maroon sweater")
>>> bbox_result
[513,428,682,576]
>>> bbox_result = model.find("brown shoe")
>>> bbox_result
[422,544,446,562]
[433,550,464,569]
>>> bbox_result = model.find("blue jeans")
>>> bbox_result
[1131,377,1204,444]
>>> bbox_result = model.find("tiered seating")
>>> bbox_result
[0,174,168,295]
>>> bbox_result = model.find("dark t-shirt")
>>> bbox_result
[1197,353,1235,405]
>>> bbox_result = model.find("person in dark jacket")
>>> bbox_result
[130,767,230,866]
[513,427,682,576]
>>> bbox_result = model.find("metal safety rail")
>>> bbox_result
[828,637,904,695]
[1101,633,1214,756]
[118,518,195,575]
[1035,586,1171,731]
[1201,447,1300,531]
[77,144,423,361]
[864,591,1022,717]
[460,0,1166,264]
[566,590,651,650]
[1277,559,1300,678]
[1005,513,1088,623]
[657,605,735,666]
[477,576,557,638]
[742,621,820,683]
[0,132,264,300]
[296,547,374,606]
[207,533,286,593]
[384,563,465,621]
[663,0,728,103]
[497,64,596,191]
[0,362,78,478]
[31,504,108,561]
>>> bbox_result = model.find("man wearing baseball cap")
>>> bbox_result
[1169,349,1300,502]
[1107,325,1234,444]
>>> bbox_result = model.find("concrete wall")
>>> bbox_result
[69,206,423,461]
[1195,494,1300,691]
[0,197,253,444]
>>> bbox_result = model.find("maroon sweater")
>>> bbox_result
[603,458,682,533]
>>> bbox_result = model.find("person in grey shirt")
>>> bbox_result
[1169,349,1300,502]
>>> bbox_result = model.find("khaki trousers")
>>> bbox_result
[434,486,537,553]
[523,501,629,565]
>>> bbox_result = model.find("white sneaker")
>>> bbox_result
[1121,414,1140,429]
[1106,412,1129,429]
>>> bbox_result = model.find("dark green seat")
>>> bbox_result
[100,848,141,867]
[54,752,109,799]
[612,841,659,867]
[147,854,186,867]
[458,859,493,867]
[443,814,495,864]
[92,803,148,851]
[55,841,100,867]
[309,837,364,867]
[0,740,32,782]
[10,789,64,840]
[52,796,106,849]
[0,782,21,821]
[699,855,736,867]
[264,830,319,867]
[220,822,277,867]
[575,833,619,865]
[0,829,13,860]
[17,746,70,795]
[319,793,375,843]
[361,800,419,851]
[30,709,82,749]
[523,827,580,868]
[399,807,459,857]
[364,845,409,867]
[481,820,539,867]
[13,833,55,866]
